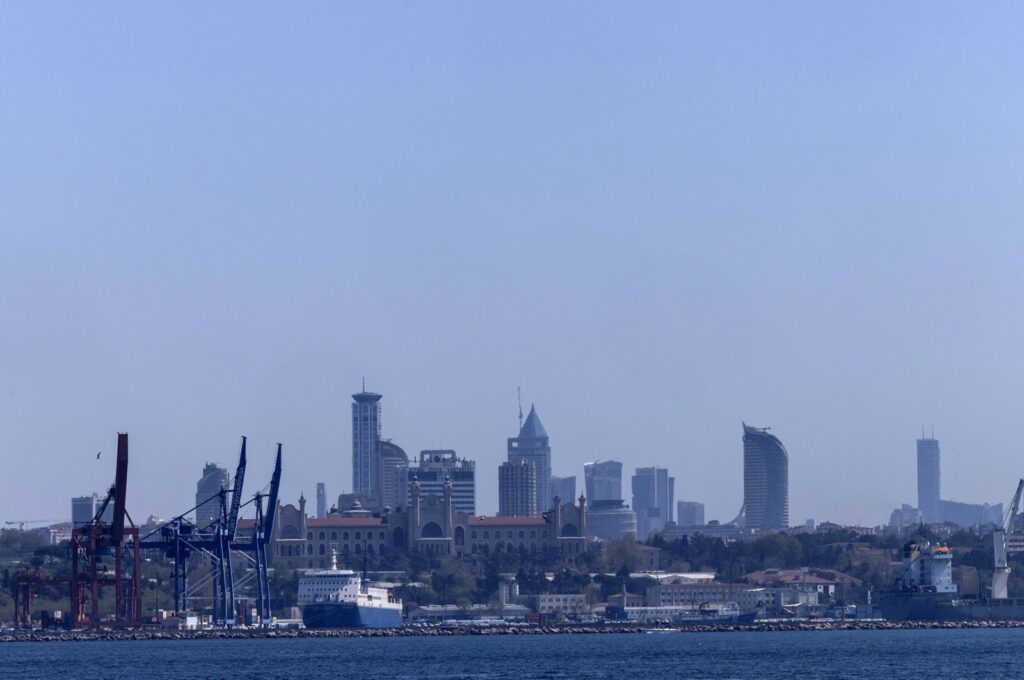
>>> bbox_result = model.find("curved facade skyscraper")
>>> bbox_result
[742,423,789,530]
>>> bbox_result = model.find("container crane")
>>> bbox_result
[992,478,1024,600]
[4,519,64,531]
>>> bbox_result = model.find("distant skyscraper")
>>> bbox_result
[195,462,230,529]
[498,460,537,517]
[551,475,577,503]
[917,436,941,523]
[408,449,475,514]
[71,494,111,528]
[352,388,383,502]
[507,405,552,511]
[378,440,410,511]
[631,467,675,538]
[584,460,622,502]
[742,423,789,530]
[677,501,705,526]
[316,482,327,519]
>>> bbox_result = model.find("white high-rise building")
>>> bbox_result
[352,388,383,502]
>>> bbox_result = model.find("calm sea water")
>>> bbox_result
[1,629,1021,679]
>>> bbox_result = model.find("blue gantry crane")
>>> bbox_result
[139,437,282,626]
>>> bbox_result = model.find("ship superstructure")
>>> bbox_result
[892,541,956,594]
[298,554,402,629]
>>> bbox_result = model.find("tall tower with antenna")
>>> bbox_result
[517,386,524,432]
[507,397,552,515]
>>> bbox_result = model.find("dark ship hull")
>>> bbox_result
[301,602,403,629]
[877,592,1024,621]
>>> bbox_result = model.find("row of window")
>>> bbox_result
[471,529,547,540]
[469,543,540,554]
[303,528,550,541]
[279,543,390,557]
[309,530,387,541]
[317,543,387,556]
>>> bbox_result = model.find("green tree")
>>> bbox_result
[603,538,642,574]
[431,559,476,605]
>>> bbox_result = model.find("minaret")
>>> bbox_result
[553,495,562,537]
[299,493,307,518]
[578,493,587,537]
[410,476,421,541]
[443,475,453,538]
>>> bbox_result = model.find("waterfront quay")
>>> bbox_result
[6,618,1024,643]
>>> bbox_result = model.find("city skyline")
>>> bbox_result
[5,3,1024,527]
[0,378,1011,527]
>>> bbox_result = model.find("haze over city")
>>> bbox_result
[3,3,1024,527]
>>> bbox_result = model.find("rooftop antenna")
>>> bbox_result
[362,376,366,392]
[517,386,524,432]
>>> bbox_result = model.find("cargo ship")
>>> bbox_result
[298,555,402,629]
[876,540,1024,621]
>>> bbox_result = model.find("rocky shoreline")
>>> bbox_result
[4,619,1024,642]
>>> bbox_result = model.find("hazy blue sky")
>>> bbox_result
[3,3,1024,526]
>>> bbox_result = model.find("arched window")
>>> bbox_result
[518,530,525,539]
[379,544,387,554]
[343,532,349,540]
[421,521,444,539]
[393,527,406,548]
[307,545,312,555]
[306,532,313,541]
[318,544,325,555]
[379,531,385,540]
[471,531,477,539]
[471,543,478,554]
[530,530,536,539]
[454,526,465,546]
[506,531,513,539]
[331,532,337,541]
[483,531,489,539]
[355,544,362,555]
[319,531,325,540]
[355,531,361,540]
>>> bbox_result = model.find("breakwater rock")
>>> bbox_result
[4,619,1024,642]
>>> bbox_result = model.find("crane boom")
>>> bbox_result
[262,445,282,545]
[110,433,129,543]
[992,478,1024,600]
[226,437,247,541]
